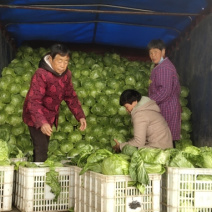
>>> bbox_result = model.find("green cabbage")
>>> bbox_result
[180,86,189,98]
[181,107,192,121]
[60,140,74,154]
[121,144,137,156]
[102,154,129,175]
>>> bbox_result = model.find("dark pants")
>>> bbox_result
[28,126,50,162]
[173,140,178,148]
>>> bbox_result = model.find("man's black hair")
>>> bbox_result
[147,39,166,51]
[120,89,142,106]
[50,43,70,59]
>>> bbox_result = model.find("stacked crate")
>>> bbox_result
[14,165,75,212]
[0,165,14,211]
[10,157,28,204]
[74,166,161,212]
[161,167,212,212]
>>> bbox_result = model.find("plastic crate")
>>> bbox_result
[161,167,212,212]
[0,165,14,211]
[10,157,28,164]
[74,166,161,212]
[10,157,28,204]
[14,165,75,212]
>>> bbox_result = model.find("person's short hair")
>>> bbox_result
[120,89,142,106]
[147,39,166,51]
[50,43,70,59]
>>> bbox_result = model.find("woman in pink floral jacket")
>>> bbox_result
[23,43,86,162]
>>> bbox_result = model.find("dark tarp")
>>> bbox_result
[0,0,209,49]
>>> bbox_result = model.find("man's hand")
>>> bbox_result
[79,118,87,131]
[41,123,52,136]
[113,139,121,153]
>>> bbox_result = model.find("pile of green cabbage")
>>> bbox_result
[63,140,212,194]
[0,45,192,161]
[0,47,201,206]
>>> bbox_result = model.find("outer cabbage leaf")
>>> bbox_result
[46,169,61,202]
[168,152,195,168]
[0,139,10,163]
[80,149,112,175]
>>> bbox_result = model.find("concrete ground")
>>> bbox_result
[11,206,20,212]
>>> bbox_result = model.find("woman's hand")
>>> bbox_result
[113,139,121,153]
[41,123,52,136]
[79,118,87,131]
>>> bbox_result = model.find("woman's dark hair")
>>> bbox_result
[120,89,142,106]
[50,43,70,59]
[147,39,166,51]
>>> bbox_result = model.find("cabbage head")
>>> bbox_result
[180,86,189,98]
[102,154,129,175]
[111,134,127,147]
[60,140,74,154]
[137,147,170,165]
[175,139,192,150]
[199,151,212,168]
[122,144,137,156]
[181,107,192,121]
